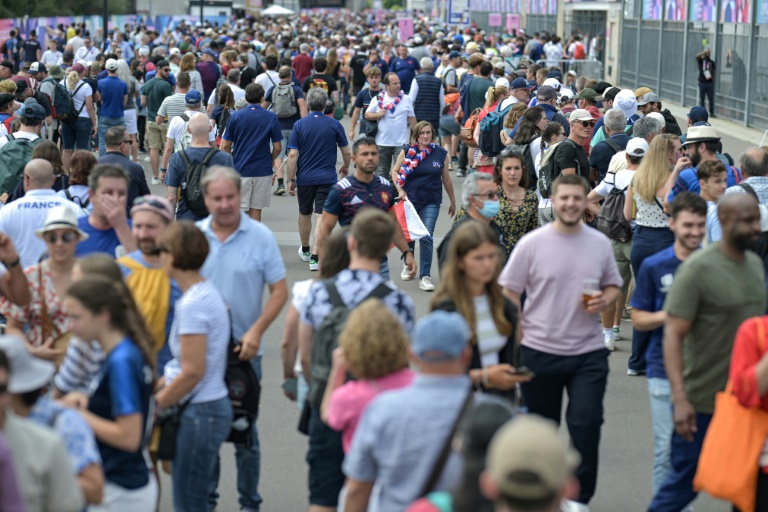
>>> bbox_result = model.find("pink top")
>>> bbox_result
[327,368,416,452]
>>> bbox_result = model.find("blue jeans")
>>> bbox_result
[61,117,92,150]
[98,115,125,156]
[210,356,262,510]
[648,413,712,512]
[172,397,233,512]
[380,256,390,280]
[408,203,440,279]
[647,378,673,495]
[629,226,675,371]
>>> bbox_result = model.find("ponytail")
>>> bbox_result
[66,71,79,90]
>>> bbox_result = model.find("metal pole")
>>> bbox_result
[743,0,756,126]
[680,18,689,106]
[103,0,108,50]
[200,0,204,27]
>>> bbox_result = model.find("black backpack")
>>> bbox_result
[537,139,581,199]
[308,279,392,407]
[216,107,235,140]
[225,335,261,447]
[64,187,89,209]
[179,148,218,218]
[595,175,633,242]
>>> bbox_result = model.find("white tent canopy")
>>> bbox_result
[261,4,295,15]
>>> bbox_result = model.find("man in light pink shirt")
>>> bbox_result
[498,173,622,507]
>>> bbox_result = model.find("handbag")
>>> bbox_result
[154,401,189,461]
[38,263,72,363]
[334,102,344,121]
[693,317,768,512]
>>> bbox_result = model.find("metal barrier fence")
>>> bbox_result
[535,59,604,80]
[619,16,767,129]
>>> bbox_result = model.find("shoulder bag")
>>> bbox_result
[38,263,72,365]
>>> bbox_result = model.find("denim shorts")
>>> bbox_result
[306,405,344,506]
[61,117,92,150]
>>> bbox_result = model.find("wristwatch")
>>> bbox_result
[401,248,414,261]
[3,257,19,269]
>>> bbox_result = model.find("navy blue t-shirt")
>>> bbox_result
[222,105,283,178]
[264,83,304,131]
[589,133,630,182]
[390,56,420,94]
[529,41,545,62]
[402,145,447,210]
[288,113,348,187]
[75,216,132,258]
[166,147,234,220]
[324,175,396,226]
[98,76,129,118]
[629,246,682,380]
[87,339,153,489]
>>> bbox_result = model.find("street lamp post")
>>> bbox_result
[103,0,108,49]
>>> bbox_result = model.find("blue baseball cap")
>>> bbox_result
[511,77,534,90]
[185,90,202,105]
[201,48,216,57]
[546,70,563,81]
[448,50,461,59]
[688,105,709,123]
[411,311,471,362]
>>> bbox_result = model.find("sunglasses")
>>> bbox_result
[44,232,77,244]
[576,120,595,128]
[121,139,133,145]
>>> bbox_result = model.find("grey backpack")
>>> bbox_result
[271,84,297,118]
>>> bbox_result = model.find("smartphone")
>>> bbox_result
[282,377,298,397]
[509,366,536,378]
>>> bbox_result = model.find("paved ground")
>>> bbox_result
[142,108,748,511]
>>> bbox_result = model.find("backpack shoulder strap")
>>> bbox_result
[739,182,759,203]
[323,279,345,309]
[180,113,190,123]
[365,282,393,302]
[178,149,191,166]
[5,134,14,142]
[64,188,73,200]
[201,148,218,165]
[603,138,621,153]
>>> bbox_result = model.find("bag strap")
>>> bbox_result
[739,182,759,203]
[37,262,60,341]
[603,137,621,154]
[201,147,218,165]
[654,197,668,216]
[419,385,474,497]
[179,149,191,167]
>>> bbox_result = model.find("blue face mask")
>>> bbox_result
[478,199,500,219]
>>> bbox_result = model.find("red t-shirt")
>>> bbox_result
[293,53,314,84]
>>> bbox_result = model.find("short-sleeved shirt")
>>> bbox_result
[288,113,347,186]
[402,145,447,210]
[323,175,396,226]
[87,339,153,489]
[553,138,591,180]
[23,39,40,62]
[668,164,742,203]
[164,280,230,404]
[589,134,629,182]
[97,76,128,119]
[629,246,683,380]
[466,76,493,113]
[498,223,623,356]
[389,56,421,94]
[663,244,766,413]
[62,79,93,118]
[265,83,304,130]
[28,396,102,474]
[167,147,234,220]
[222,105,283,178]
[141,77,173,121]
[74,216,131,258]
[157,93,203,123]
[301,73,338,97]
[365,92,415,147]
[166,110,216,146]
[197,213,286,355]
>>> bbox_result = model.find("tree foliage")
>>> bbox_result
[0,0,131,20]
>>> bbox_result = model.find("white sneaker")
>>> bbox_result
[297,246,311,262]
[419,276,435,291]
[400,265,414,281]
[561,499,591,512]
[151,177,160,185]
[604,331,616,351]
[309,257,319,271]
[613,326,621,341]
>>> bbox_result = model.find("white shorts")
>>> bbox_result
[123,109,138,135]
[88,476,158,512]
[240,176,272,211]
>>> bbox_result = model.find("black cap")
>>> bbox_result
[0,61,13,72]
[0,93,15,110]
[593,81,613,95]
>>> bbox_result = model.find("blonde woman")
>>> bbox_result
[472,83,510,174]
[623,134,680,376]
[179,53,203,97]
[500,102,527,146]
[116,59,139,163]
[61,63,96,169]
[320,298,414,453]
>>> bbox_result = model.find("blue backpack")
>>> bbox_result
[478,102,513,158]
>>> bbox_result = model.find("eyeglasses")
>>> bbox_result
[44,231,77,244]
[133,196,168,209]
[474,192,500,200]
[577,120,595,128]
[121,139,133,145]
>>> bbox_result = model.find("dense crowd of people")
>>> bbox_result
[0,8,768,512]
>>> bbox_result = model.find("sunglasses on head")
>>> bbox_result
[44,231,77,244]
[133,196,168,210]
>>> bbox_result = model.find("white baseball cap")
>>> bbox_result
[626,137,650,157]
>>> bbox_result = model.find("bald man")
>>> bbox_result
[165,113,234,221]
[650,191,765,510]
[0,158,85,267]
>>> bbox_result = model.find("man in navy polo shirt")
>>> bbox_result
[315,136,416,280]
[220,82,282,222]
[389,44,420,94]
[630,192,706,498]
[286,88,351,271]
[97,58,128,156]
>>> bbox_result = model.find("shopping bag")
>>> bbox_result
[693,318,768,512]
[393,198,431,243]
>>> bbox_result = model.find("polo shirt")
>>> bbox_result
[74,216,132,258]
[389,56,420,94]
[197,212,286,356]
[97,75,128,119]
[629,246,682,380]
[343,375,469,510]
[222,105,282,178]
[365,92,415,147]
[157,93,203,122]
[323,175,396,226]
[288,112,348,187]
[668,164,743,203]
[97,152,151,214]
[141,77,173,120]
[706,177,768,243]
[0,189,84,268]
[167,147,234,220]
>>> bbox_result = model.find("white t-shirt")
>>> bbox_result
[255,71,280,95]
[166,110,215,145]
[41,50,62,67]
[164,280,230,404]
[208,83,246,105]
[61,79,93,119]
[594,169,636,200]
[74,45,100,63]
[0,189,85,269]
[365,92,415,147]
[0,131,40,149]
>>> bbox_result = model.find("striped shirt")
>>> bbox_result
[156,93,204,123]
[474,294,506,367]
[53,338,105,394]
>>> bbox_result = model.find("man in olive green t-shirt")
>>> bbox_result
[140,61,173,184]
[649,193,766,511]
